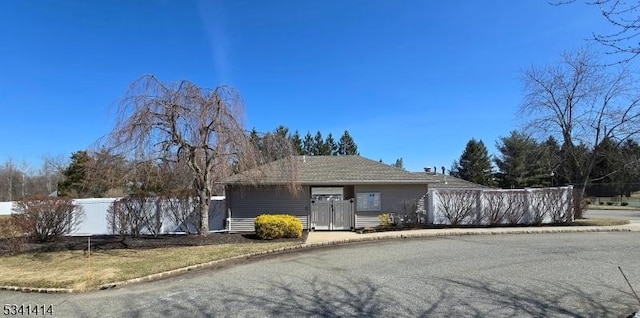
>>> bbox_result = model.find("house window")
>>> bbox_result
[357,192,381,211]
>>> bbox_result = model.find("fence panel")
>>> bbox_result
[429,186,573,225]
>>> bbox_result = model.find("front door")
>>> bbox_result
[310,199,354,230]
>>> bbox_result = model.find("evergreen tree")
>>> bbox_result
[392,158,405,170]
[325,133,338,155]
[313,131,327,155]
[302,132,314,155]
[58,151,91,197]
[289,130,304,155]
[450,138,494,186]
[273,125,289,139]
[338,130,359,155]
[590,137,624,196]
[620,139,640,195]
[537,136,562,185]
[249,128,261,151]
[494,131,539,188]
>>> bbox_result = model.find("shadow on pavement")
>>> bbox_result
[91,273,639,317]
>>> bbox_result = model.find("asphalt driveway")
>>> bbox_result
[586,208,640,221]
[2,232,640,317]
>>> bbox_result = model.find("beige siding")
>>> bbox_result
[227,186,310,220]
[354,184,428,227]
[229,216,309,232]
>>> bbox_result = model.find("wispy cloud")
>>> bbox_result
[195,0,231,84]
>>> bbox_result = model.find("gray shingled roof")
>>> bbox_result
[414,172,489,189]
[224,155,432,185]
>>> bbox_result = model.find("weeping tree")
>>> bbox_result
[102,75,298,235]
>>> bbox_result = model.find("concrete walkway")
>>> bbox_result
[304,221,640,245]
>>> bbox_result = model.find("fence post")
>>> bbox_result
[475,190,483,225]
[523,188,531,224]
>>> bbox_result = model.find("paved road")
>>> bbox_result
[3,232,640,317]
[586,208,640,221]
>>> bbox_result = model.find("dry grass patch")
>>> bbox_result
[0,242,300,291]
[574,218,630,226]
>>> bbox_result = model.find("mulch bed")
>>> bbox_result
[0,231,308,255]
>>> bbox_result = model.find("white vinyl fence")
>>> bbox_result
[426,186,574,225]
[0,197,227,235]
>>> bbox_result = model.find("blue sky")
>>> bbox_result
[0,1,615,172]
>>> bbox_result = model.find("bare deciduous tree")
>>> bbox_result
[554,0,640,62]
[41,154,68,195]
[520,49,640,218]
[102,75,298,235]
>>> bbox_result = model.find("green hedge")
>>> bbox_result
[255,214,303,240]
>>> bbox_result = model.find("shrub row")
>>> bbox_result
[254,214,302,240]
[435,188,573,226]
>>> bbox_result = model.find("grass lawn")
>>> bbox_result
[0,242,301,291]
[573,218,630,226]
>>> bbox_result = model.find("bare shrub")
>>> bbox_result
[163,190,201,234]
[527,188,572,225]
[436,190,479,225]
[504,192,527,225]
[12,196,84,242]
[547,188,572,223]
[528,190,551,225]
[106,195,162,237]
[106,199,131,237]
[0,216,30,253]
[483,191,508,225]
[394,199,419,225]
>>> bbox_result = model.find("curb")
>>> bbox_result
[2,225,637,294]
[0,286,74,293]
[303,226,635,246]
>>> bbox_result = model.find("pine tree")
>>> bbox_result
[289,130,304,155]
[392,158,404,170]
[58,151,91,197]
[274,125,289,139]
[249,128,261,151]
[302,132,314,155]
[338,130,359,155]
[325,133,338,155]
[450,138,494,186]
[494,131,539,188]
[313,131,326,155]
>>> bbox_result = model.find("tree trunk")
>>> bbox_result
[574,182,588,219]
[199,193,210,236]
